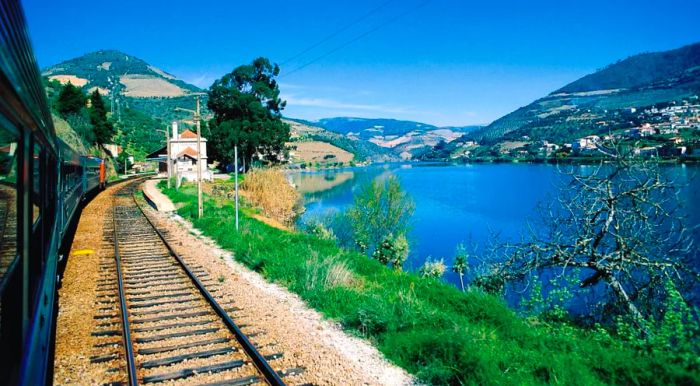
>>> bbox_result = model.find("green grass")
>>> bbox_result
[161,182,698,385]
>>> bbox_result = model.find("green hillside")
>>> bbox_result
[42,50,207,123]
[557,42,700,93]
[466,42,700,144]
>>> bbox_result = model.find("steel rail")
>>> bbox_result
[112,204,139,385]
[130,186,286,386]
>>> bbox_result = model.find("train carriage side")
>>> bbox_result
[81,156,103,196]
[57,140,82,241]
[0,1,68,384]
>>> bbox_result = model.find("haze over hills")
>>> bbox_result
[463,42,700,145]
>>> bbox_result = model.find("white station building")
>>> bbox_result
[147,121,212,182]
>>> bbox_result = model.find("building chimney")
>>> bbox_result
[171,121,178,140]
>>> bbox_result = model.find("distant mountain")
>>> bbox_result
[312,117,437,138]
[286,119,398,162]
[466,42,700,144]
[289,117,478,160]
[42,50,205,123]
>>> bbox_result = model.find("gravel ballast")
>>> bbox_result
[140,191,416,385]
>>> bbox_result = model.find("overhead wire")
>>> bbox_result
[280,0,396,67]
[280,0,432,78]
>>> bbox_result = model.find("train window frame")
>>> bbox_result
[29,141,46,302]
[0,121,19,293]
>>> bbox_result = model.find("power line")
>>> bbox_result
[280,0,396,67]
[280,0,432,78]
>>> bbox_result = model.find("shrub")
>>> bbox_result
[303,219,336,241]
[371,234,409,270]
[304,252,355,291]
[241,168,301,224]
[420,258,446,278]
[346,176,414,254]
[452,244,469,291]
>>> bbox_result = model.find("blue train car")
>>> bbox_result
[57,140,82,241]
[81,155,103,194]
[0,1,107,384]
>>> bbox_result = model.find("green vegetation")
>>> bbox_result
[43,49,200,94]
[309,132,395,162]
[89,89,115,144]
[160,181,698,385]
[556,42,700,93]
[112,107,165,160]
[346,176,414,255]
[51,81,116,146]
[466,42,700,144]
[371,234,409,270]
[125,95,209,123]
[208,57,290,170]
[56,82,85,116]
[42,49,208,137]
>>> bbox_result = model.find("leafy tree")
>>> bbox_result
[347,176,414,254]
[207,57,290,170]
[56,82,86,117]
[89,89,115,144]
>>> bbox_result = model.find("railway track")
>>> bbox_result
[91,180,301,385]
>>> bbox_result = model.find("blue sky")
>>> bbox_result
[24,0,700,126]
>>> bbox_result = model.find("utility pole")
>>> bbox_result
[166,125,171,188]
[175,96,205,218]
[195,97,203,218]
[235,145,239,231]
[156,127,172,188]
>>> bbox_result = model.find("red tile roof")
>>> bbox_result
[180,129,197,139]
[176,146,199,159]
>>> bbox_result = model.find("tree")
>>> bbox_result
[207,57,290,170]
[346,176,415,254]
[56,82,85,117]
[480,147,698,332]
[89,89,115,145]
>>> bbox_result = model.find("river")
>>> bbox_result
[289,162,700,308]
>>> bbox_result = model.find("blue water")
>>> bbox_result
[290,163,700,305]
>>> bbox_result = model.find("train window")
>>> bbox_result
[32,144,41,226]
[0,128,18,289]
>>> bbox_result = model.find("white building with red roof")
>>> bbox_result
[146,122,212,182]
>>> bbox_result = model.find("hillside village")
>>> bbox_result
[443,98,700,162]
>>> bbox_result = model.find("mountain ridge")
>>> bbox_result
[463,41,700,144]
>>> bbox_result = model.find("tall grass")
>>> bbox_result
[240,168,301,225]
[160,181,699,385]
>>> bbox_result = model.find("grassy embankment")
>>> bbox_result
[159,179,697,385]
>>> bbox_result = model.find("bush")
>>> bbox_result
[419,258,446,278]
[346,176,414,254]
[371,234,409,270]
[241,168,301,224]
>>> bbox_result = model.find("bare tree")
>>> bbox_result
[480,146,698,330]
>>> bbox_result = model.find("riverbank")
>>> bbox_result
[158,180,698,385]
